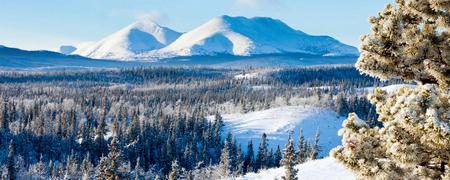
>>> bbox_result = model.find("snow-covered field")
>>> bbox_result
[236,157,355,180]
[214,106,346,157]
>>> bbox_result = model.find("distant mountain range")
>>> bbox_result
[0,44,357,70]
[67,15,359,61]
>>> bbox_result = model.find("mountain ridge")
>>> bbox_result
[69,15,358,60]
[142,15,358,59]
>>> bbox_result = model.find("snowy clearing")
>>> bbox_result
[236,157,355,180]
[213,106,346,157]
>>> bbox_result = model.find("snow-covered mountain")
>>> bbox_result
[143,15,358,58]
[73,21,181,60]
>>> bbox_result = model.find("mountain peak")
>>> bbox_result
[72,20,181,60]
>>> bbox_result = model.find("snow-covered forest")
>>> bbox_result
[0,66,397,179]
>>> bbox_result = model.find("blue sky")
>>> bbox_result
[0,0,391,51]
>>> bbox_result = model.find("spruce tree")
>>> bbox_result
[282,134,298,180]
[96,136,124,179]
[81,153,93,180]
[218,141,231,178]
[296,129,305,164]
[256,133,268,171]
[332,0,450,178]
[245,140,255,173]
[6,141,15,180]
[308,128,320,161]
[168,160,179,180]
[275,145,282,167]
[134,157,144,180]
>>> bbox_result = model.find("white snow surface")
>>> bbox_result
[73,20,181,60]
[236,157,355,180]
[212,106,346,157]
[145,16,358,58]
[360,84,417,94]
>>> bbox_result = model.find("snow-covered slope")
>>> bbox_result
[145,16,358,58]
[73,21,181,60]
[237,157,355,180]
[212,106,346,157]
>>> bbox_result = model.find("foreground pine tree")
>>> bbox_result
[332,0,450,179]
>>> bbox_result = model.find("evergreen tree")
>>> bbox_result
[81,153,93,180]
[6,141,15,180]
[96,137,125,179]
[214,112,223,146]
[235,144,244,176]
[218,141,231,178]
[168,160,179,180]
[335,93,348,116]
[332,0,450,178]
[267,148,274,168]
[308,128,320,160]
[275,145,282,167]
[296,129,305,164]
[256,133,268,171]
[133,157,144,180]
[245,140,255,173]
[282,134,298,180]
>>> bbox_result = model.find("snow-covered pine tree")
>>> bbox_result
[245,140,255,173]
[133,157,144,180]
[282,134,298,180]
[95,136,126,179]
[256,133,268,171]
[219,141,231,178]
[168,160,179,180]
[81,153,93,180]
[308,128,320,161]
[275,145,282,168]
[236,144,244,176]
[6,141,15,180]
[296,129,305,164]
[332,0,450,179]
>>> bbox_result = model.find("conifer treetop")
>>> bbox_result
[356,0,450,89]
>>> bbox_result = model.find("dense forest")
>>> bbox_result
[0,66,399,179]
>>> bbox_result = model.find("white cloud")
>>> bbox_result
[135,11,170,25]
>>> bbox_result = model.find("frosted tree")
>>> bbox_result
[296,129,305,164]
[81,153,93,180]
[6,141,15,180]
[308,128,320,161]
[95,137,125,180]
[332,0,450,179]
[275,145,282,167]
[282,134,298,180]
[218,141,231,178]
[133,157,144,180]
[168,160,179,180]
